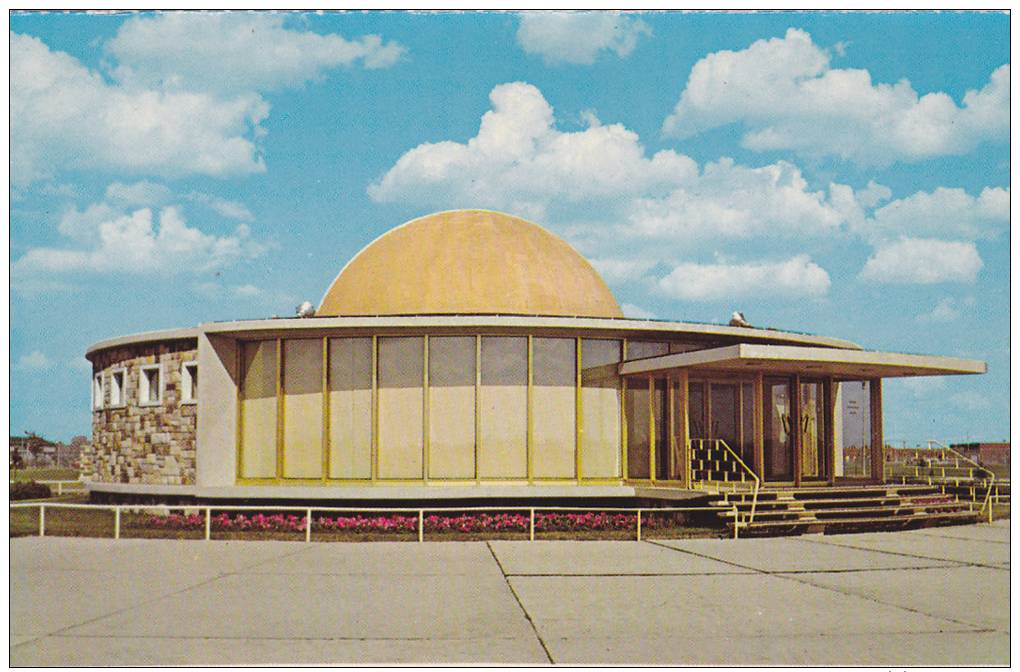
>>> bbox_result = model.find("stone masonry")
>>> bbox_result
[83,339,198,485]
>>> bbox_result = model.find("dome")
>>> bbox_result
[318,210,623,318]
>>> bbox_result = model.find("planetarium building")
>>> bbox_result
[84,210,986,505]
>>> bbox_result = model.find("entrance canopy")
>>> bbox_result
[619,343,986,380]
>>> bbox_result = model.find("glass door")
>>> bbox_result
[764,377,793,480]
[709,383,739,454]
[799,380,827,480]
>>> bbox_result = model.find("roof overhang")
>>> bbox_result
[618,344,987,379]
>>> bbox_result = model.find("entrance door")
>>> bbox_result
[764,377,793,480]
[799,380,827,480]
[709,383,739,454]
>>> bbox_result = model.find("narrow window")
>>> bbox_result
[181,362,198,404]
[110,369,126,407]
[140,364,162,405]
[93,373,103,410]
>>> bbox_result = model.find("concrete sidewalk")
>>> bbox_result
[10,521,1010,665]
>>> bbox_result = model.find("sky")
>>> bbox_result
[9,10,1010,444]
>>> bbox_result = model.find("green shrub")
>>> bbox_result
[11,481,51,501]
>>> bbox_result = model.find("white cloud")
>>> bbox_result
[657,255,831,301]
[104,181,173,207]
[186,192,255,222]
[11,33,269,186]
[859,238,983,284]
[917,297,961,323]
[662,28,1009,165]
[626,158,845,242]
[369,82,695,219]
[863,186,1008,242]
[17,351,51,370]
[621,303,657,319]
[13,206,264,282]
[232,284,262,298]
[589,257,657,284]
[12,16,404,186]
[517,11,651,65]
[106,13,404,93]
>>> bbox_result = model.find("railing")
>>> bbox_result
[689,438,760,527]
[9,479,86,496]
[10,502,748,541]
[928,440,996,523]
[884,440,997,523]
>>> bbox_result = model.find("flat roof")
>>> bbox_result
[618,343,987,379]
[85,316,862,357]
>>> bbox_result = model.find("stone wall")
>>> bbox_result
[83,339,199,485]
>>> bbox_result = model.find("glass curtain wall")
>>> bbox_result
[281,339,323,478]
[328,337,372,479]
[625,378,651,478]
[240,340,277,478]
[532,338,577,478]
[799,380,827,479]
[580,339,622,478]
[835,380,872,478]
[478,336,528,478]
[428,336,476,479]
[377,337,424,479]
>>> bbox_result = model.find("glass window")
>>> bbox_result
[688,382,706,439]
[328,338,372,479]
[240,340,277,479]
[653,378,668,480]
[764,377,792,480]
[140,364,161,405]
[377,337,424,479]
[580,339,621,478]
[110,369,126,407]
[93,373,103,410]
[800,380,827,479]
[625,377,651,478]
[626,341,669,360]
[531,337,576,478]
[181,362,198,403]
[478,337,527,478]
[428,336,476,479]
[740,382,755,463]
[836,381,871,478]
[282,339,323,479]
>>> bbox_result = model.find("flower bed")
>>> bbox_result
[119,509,724,541]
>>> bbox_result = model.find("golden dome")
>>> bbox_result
[318,210,623,318]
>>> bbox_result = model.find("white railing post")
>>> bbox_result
[205,508,212,541]
[418,510,424,542]
[636,510,642,541]
[57,482,63,496]
[39,505,45,537]
[306,508,313,543]
[529,508,535,541]
[114,506,121,540]
[733,504,740,539]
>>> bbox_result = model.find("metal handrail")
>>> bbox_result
[689,437,760,527]
[9,502,748,541]
[927,439,996,523]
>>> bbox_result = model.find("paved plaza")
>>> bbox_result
[10,521,1010,665]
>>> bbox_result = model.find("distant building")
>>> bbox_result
[951,442,1010,466]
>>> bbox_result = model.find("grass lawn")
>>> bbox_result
[10,468,81,483]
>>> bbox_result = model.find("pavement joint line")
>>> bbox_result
[485,541,554,665]
[903,530,1011,545]
[20,541,318,646]
[504,571,753,577]
[795,535,1008,570]
[643,539,997,634]
[17,633,538,642]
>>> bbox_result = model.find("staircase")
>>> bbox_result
[711,484,982,537]
[885,441,1009,506]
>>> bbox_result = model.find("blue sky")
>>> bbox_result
[9,10,1010,444]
